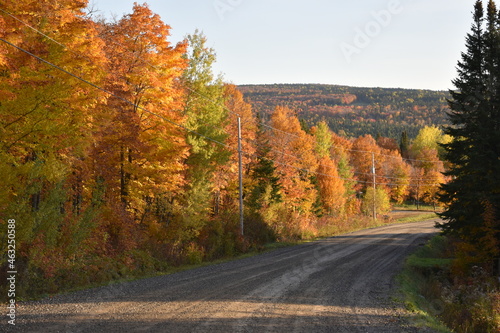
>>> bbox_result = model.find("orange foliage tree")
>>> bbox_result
[312,122,347,216]
[350,135,382,188]
[93,3,189,254]
[212,84,257,214]
[383,150,411,204]
[0,0,109,284]
[267,106,318,218]
[317,157,346,216]
[413,148,445,208]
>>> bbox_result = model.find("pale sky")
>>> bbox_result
[89,0,475,91]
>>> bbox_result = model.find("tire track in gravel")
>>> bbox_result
[5,220,440,333]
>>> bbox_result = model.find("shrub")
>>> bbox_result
[361,187,391,216]
[402,235,500,332]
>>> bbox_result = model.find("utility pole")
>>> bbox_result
[372,152,377,221]
[416,177,421,211]
[238,117,244,236]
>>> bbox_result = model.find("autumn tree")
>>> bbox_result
[361,187,391,217]
[350,135,382,187]
[317,157,346,216]
[311,122,346,216]
[95,3,188,252]
[384,151,411,204]
[180,30,230,241]
[377,136,399,152]
[267,106,318,217]
[313,121,333,159]
[212,84,257,214]
[414,147,445,207]
[0,0,109,286]
[331,132,359,215]
[410,125,451,160]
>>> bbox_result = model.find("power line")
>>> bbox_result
[0,6,238,142]
[0,10,347,183]
[0,9,236,148]
[1,36,444,192]
[1,6,444,169]
[0,8,445,190]
[2,5,439,166]
[0,37,234,153]
[0,34,443,189]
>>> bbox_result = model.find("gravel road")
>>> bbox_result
[4,220,440,333]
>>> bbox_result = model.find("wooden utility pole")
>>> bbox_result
[372,152,377,220]
[238,117,244,236]
[416,177,421,211]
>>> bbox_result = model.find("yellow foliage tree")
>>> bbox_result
[317,157,346,215]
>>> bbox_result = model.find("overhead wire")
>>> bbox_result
[0,6,239,148]
[0,37,234,153]
[1,5,442,168]
[0,33,442,188]
[0,35,443,188]
[0,7,334,176]
[0,7,445,189]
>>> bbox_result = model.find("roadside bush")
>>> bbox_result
[402,235,500,333]
[185,243,204,265]
[243,212,277,247]
[361,187,392,217]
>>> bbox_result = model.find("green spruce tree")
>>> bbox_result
[439,0,500,264]
[399,130,410,159]
[247,115,281,212]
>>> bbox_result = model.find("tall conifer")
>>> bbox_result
[439,0,500,262]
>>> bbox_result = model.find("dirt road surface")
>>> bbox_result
[5,220,440,332]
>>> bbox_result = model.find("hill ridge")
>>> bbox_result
[238,83,450,139]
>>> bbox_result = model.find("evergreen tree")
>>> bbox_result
[399,130,410,159]
[438,0,500,263]
[248,143,282,212]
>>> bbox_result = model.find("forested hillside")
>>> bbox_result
[238,84,450,139]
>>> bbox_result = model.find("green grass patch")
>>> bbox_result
[395,212,438,224]
[397,235,453,332]
[399,234,500,333]
[393,203,440,211]
[406,256,453,269]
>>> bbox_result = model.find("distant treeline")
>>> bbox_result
[239,84,450,139]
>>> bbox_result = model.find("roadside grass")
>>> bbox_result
[398,233,500,332]
[393,203,441,211]
[315,210,437,241]
[397,235,453,333]
[395,212,438,224]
